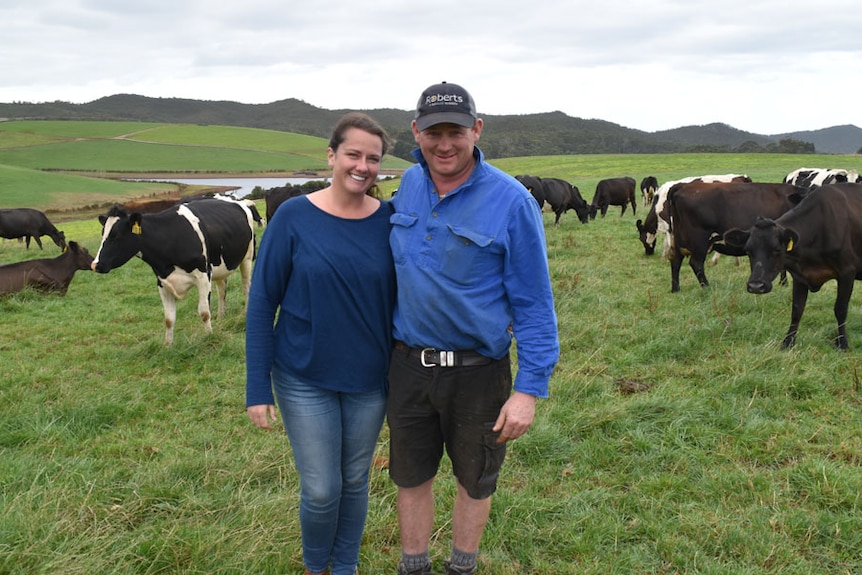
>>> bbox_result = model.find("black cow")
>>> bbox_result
[543,177,590,225]
[590,177,636,219]
[640,176,658,206]
[514,174,545,209]
[514,175,589,225]
[0,241,93,296]
[265,186,307,222]
[636,174,752,256]
[667,182,806,292]
[724,183,862,350]
[92,197,256,345]
[0,208,66,250]
[784,167,861,191]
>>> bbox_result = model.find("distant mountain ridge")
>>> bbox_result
[1,94,859,158]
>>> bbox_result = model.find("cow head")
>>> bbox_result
[636,219,656,255]
[51,230,67,251]
[724,217,797,294]
[92,206,144,274]
[571,186,590,224]
[66,241,95,270]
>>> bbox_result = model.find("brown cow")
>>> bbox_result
[590,177,636,219]
[0,241,93,296]
[724,183,862,349]
[667,182,806,292]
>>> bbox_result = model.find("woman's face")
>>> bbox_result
[327,127,383,195]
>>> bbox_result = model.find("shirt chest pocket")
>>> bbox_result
[390,213,418,264]
[442,224,498,285]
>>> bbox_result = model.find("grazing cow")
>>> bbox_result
[724,183,862,349]
[636,174,752,256]
[92,197,256,345]
[543,177,590,225]
[264,186,308,222]
[514,175,589,225]
[514,174,545,209]
[640,176,658,206]
[666,182,805,292]
[0,208,66,250]
[0,241,93,296]
[784,167,861,191]
[590,177,636,219]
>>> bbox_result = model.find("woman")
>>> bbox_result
[246,112,395,575]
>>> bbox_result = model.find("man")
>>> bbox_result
[387,82,560,575]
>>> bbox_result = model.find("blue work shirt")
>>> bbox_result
[390,147,559,397]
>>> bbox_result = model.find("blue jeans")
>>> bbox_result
[273,367,386,575]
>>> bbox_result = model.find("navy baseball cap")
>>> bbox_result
[414,82,477,131]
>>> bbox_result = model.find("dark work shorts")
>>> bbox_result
[386,346,512,500]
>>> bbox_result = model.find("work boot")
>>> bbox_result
[443,560,475,574]
[396,561,433,575]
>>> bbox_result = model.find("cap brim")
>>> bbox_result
[415,112,475,131]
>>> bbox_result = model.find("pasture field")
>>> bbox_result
[2,181,862,574]
[0,121,412,211]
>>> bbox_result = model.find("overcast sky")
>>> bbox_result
[2,0,860,135]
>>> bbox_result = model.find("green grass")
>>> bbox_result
[3,199,862,575]
[1,121,862,574]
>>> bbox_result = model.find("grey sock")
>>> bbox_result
[400,551,432,572]
[448,547,477,572]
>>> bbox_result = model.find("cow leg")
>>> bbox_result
[239,258,253,305]
[194,276,214,334]
[670,253,683,292]
[689,255,709,288]
[158,285,178,346]
[554,210,562,226]
[782,280,810,349]
[212,277,228,319]
[833,278,855,350]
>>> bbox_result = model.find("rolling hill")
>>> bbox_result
[1,94,860,159]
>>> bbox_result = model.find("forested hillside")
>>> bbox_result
[2,94,860,159]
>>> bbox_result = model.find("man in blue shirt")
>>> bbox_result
[388,82,560,575]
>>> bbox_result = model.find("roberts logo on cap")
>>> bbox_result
[414,81,477,131]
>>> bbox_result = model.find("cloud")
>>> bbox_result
[1,0,860,134]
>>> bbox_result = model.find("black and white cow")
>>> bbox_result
[724,183,862,349]
[784,167,861,191]
[0,241,93,296]
[636,174,752,256]
[640,176,658,206]
[0,208,66,250]
[92,197,256,344]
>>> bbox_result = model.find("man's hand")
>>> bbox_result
[492,392,536,443]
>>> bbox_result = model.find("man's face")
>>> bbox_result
[412,119,483,181]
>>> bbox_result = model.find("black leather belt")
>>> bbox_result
[394,340,492,368]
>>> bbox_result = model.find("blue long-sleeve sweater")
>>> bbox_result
[245,196,396,407]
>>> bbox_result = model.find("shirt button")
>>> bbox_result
[425,235,432,241]
[432,212,438,217]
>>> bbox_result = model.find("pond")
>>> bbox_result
[128,176,328,199]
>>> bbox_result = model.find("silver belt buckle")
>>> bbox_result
[421,348,454,367]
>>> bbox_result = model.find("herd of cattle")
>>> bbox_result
[2,166,862,350]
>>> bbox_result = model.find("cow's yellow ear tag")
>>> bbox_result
[132,222,142,235]
[786,238,793,252]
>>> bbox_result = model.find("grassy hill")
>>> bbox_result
[3,94,861,156]
[0,121,412,212]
